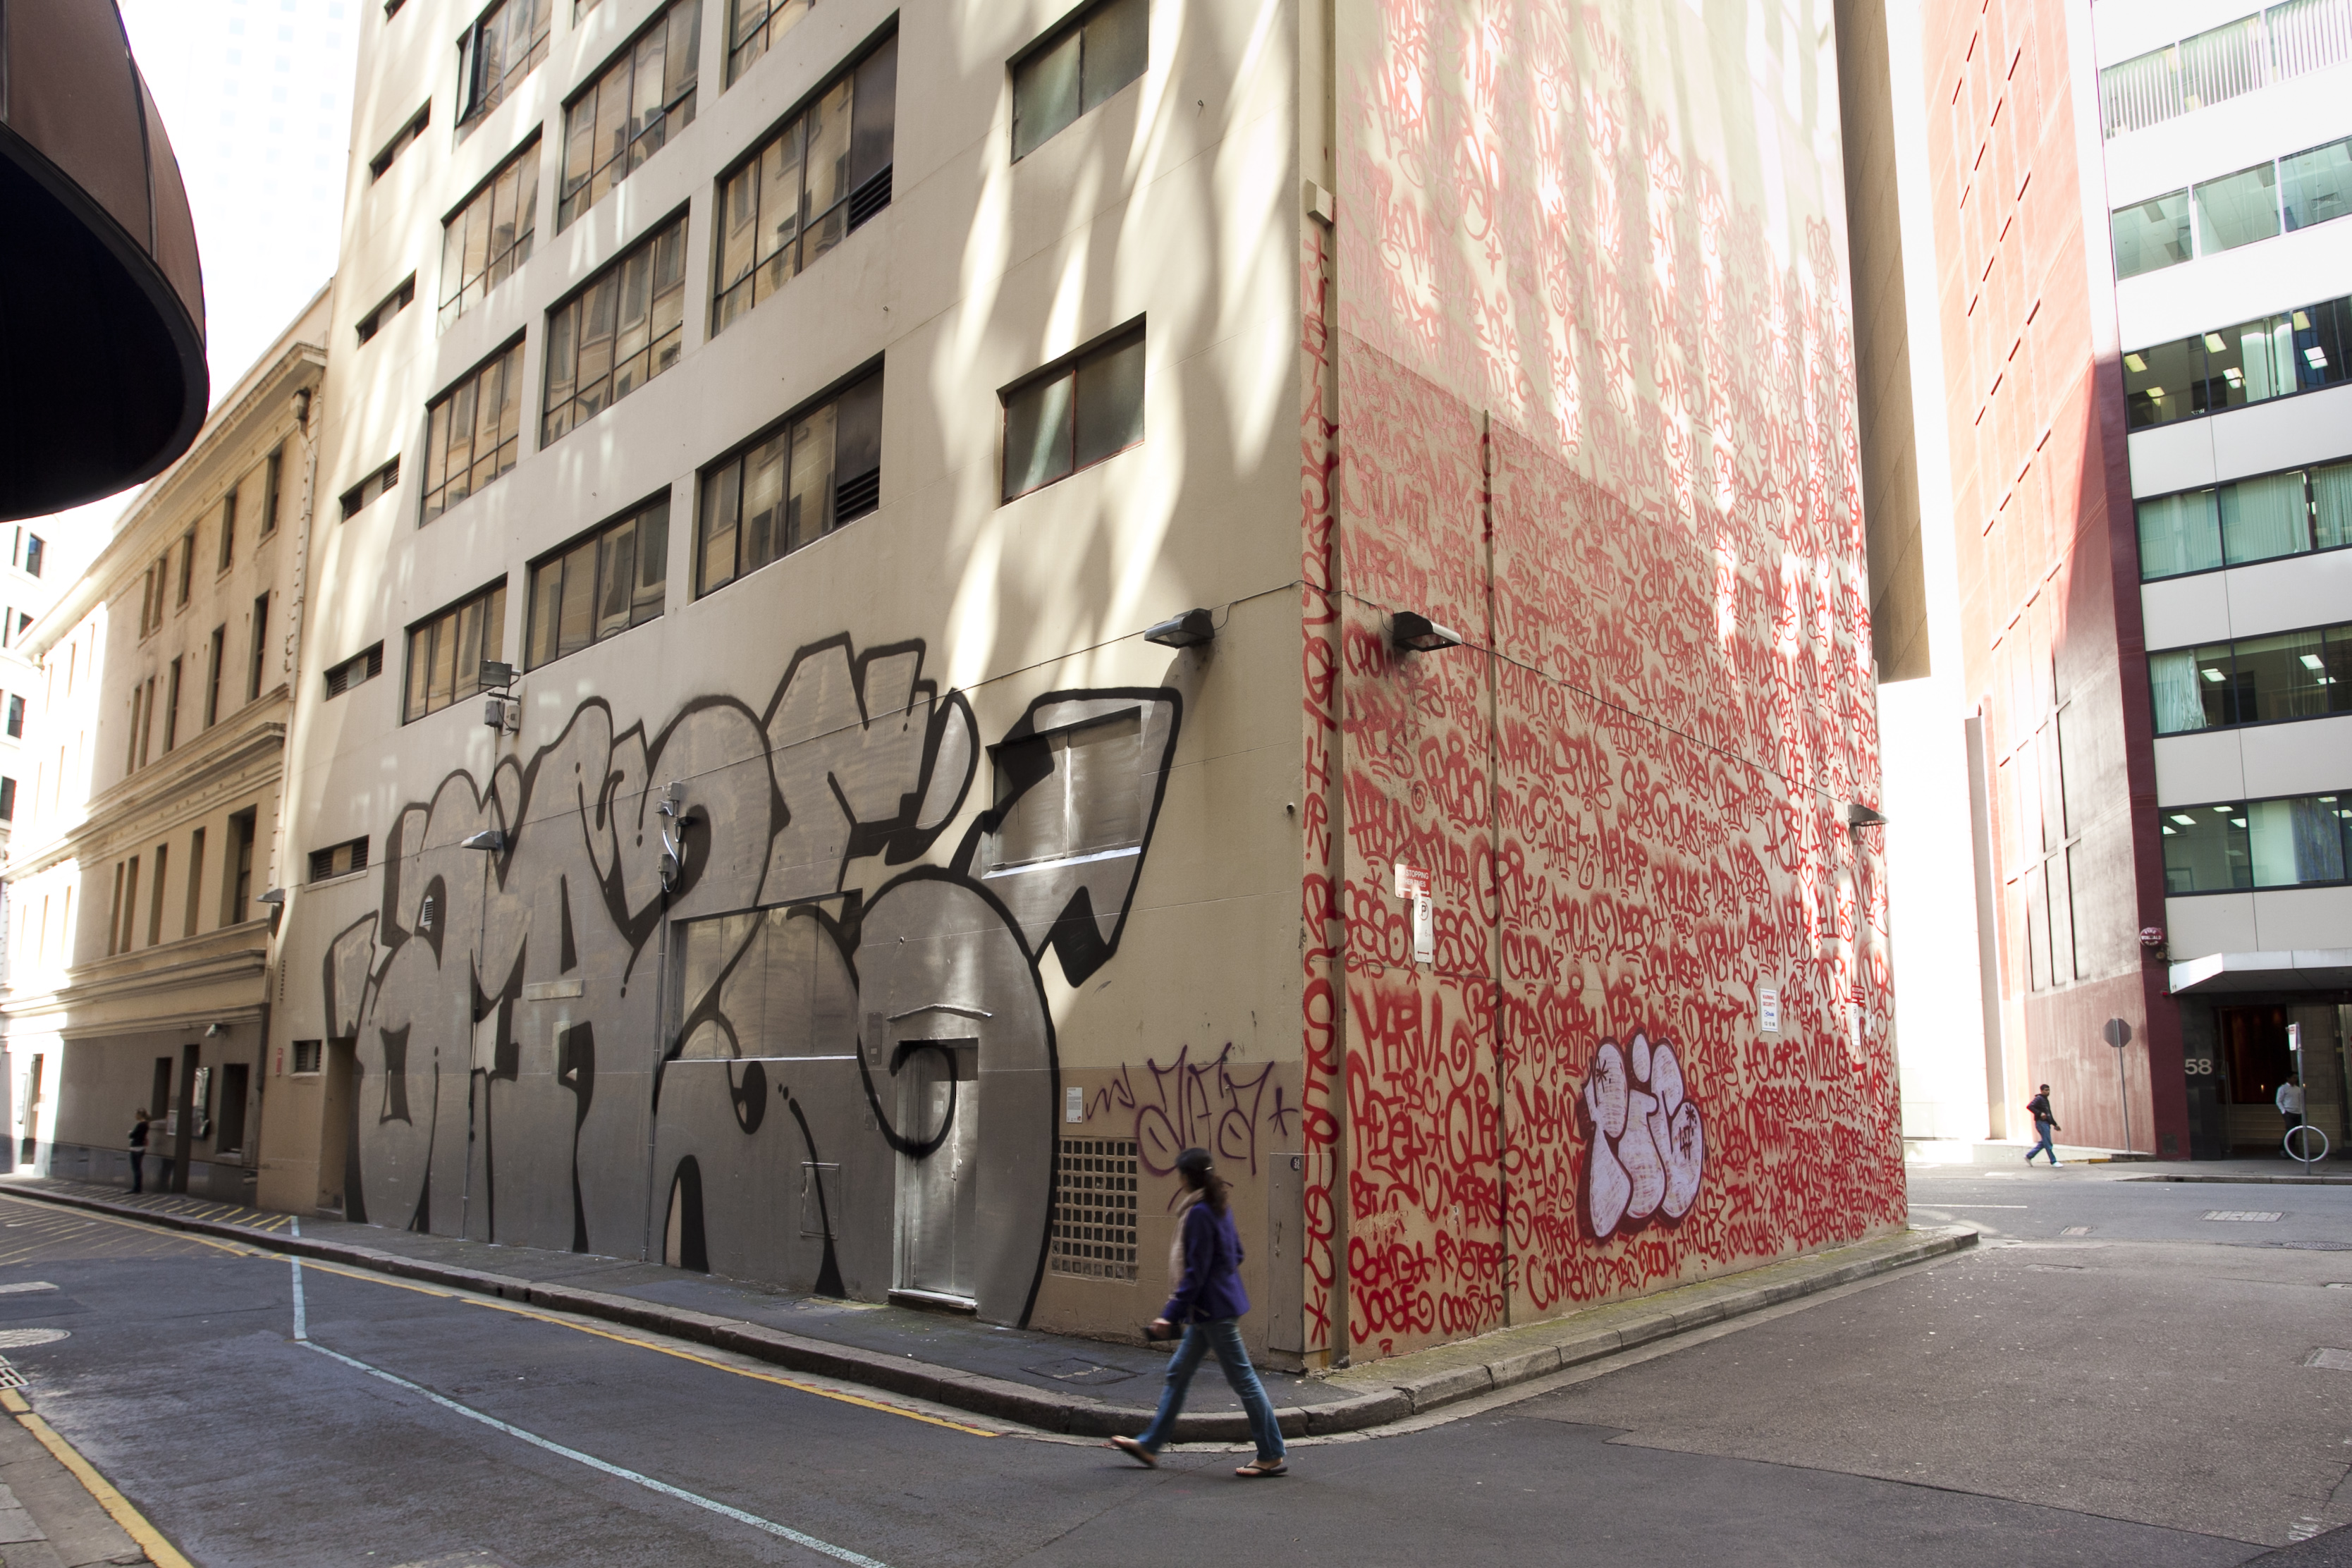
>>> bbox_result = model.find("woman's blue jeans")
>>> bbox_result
[1132,1318,1286,1461]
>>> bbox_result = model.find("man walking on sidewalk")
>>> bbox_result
[2026,1085,2062,1166]
[2277,1077,2306,1135]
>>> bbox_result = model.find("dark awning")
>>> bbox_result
[0,0,207,521]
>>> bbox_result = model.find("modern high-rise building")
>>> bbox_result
[262,0,1907,1364]
[1911,0,2352,1160]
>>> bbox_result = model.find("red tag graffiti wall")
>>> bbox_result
[1300,0,1906,1363]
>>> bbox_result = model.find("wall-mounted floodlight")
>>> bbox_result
[1144,608,1215,649]
[480,660,515,690]
[257,888,286,907]
[1390,611,1462,653]
[461,828,506,852]
[1845,803,1888,828]
[204,1022,226,1037]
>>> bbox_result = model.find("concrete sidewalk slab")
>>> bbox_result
[0,1177,1971,1443]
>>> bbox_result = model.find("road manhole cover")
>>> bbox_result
[2204,1211,2281,1222]
[1025,1357,1137,1385]
[2303,1348,2352,1371]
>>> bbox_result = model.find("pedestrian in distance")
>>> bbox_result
[2025,1084,2062,1166]
[1108,1146,1288,1478]
[2276,1076,2306,1135]
[128,1108,151,1194]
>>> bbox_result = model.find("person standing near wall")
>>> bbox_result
[2025,1085,2062,1166]
[127,1108,150,1194]
[2277,1077,2306,1136]
[1108,1148,1289,1478]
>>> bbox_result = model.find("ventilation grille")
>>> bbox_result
[835,466,880,521]
[1051,1139,1138,1282]
[847,166,893,229]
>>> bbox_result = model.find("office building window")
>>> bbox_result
[2282,134,2352,230]
[1001,324,1144,501]
[543,213,686,443]
[340,459,401,520]
[1012,0,1146,161]
[2151,620,2352,734]
[147,843,168,946]
[204,627,226,725]
[4,694,21,738]
[2137,458,2352,579]
[219,488,238,571]
[2124,295,2352,428]
[2194,161,2282,255]
[261,447,283,537]
[558,1,701,230]
[161,661,179,749]
[713,35,895,334]
[2113,190,2193,278]
[725,0,811,85]
[369,103,431,180]
[403,582,508,723]
[459,0,551,125]
[23,535,41,577]
[357,276,417,344]
[696,367,881,595]
[0,778,16,823]
[226,809,256,925]
[176,534,194,604]
[310,838,370,882]
[2163,793,2352,892]
[424,341,526,522]
[183,828,205,937]
[324,644,386,699]
[527,496,667,669]
[440,137,540,329]
[248,594,270,701]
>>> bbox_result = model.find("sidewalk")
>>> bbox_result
[0,1177,1971,1443]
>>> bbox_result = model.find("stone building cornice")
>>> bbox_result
[8,697,290,876]
[0,917,270,1039]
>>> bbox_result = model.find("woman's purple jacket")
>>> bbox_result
[1163,1199,1251,1324]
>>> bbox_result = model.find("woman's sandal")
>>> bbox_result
[1233,1457,1287,1478]
[1109,1436,1158,1468]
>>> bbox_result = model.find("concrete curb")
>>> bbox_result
[0,1183,1973,1441]
[2129,1173,2352,1186]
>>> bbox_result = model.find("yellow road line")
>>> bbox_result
[0,1389,194,1568]
[0,1197,257,1258]
[293,1260,998,1437]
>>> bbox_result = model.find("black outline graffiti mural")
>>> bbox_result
[319,634,1180,1324]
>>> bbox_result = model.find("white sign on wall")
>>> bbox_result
[1065,1086,1084,1123]
[1395,862,1430,900]
[1412,894,1435,964]
[1758,987,1780,1034]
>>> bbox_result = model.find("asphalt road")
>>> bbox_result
[0,1168,2340,1567]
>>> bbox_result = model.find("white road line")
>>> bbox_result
[285,1254,888,1567]
[288,1219,306,1342]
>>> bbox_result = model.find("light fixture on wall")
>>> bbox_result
[1144,608,1215,649]
[460,828,506,852]
[257,888,286,906]
[204,1023,226,1037]
[1390,611,1462,653]
[1845,802,1887,828]
[419,894,437,932]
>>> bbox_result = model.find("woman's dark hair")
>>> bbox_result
[1175,1147,1230,1215]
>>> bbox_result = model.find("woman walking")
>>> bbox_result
[1109,1147,1287,1477]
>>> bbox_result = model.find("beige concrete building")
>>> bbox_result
[269,0,1904,1365]
[0,290,329,1199]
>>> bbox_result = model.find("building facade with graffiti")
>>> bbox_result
[252,0,1903,1366]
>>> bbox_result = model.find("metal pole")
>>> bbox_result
[2117,1047,2131,1155]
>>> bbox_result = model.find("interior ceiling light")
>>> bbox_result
[1390,611,1462,652]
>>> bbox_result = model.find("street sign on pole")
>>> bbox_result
[2104,1017,2133,1155]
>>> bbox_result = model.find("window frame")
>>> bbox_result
[438,133,541,329]
[308,837,372,883]
[523,491,671,670]
[401,579,510,725]
[2149,618,2352,735]
[710,28,898,336]
[541,207,690,446]
[725,0,814,87]
[340,458,402,520]
[458,0,553,129]
[2160,791,2352,895]
[422,335,528,523]
[998,319,1146,502]
[368,102,431,180]
[356,275,417,344]
[556,0,703,231]
[1010,0,1149,162]
[692,360,883,599]
[323,644,386,699]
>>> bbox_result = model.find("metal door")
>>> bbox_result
[897,1041,979,1301]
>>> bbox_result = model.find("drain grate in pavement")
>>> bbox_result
[1024,1357,1139,1386]
[2204,1210,2282,1222]
[2303,1349,2352,1371]
[0,1357,28,1391]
